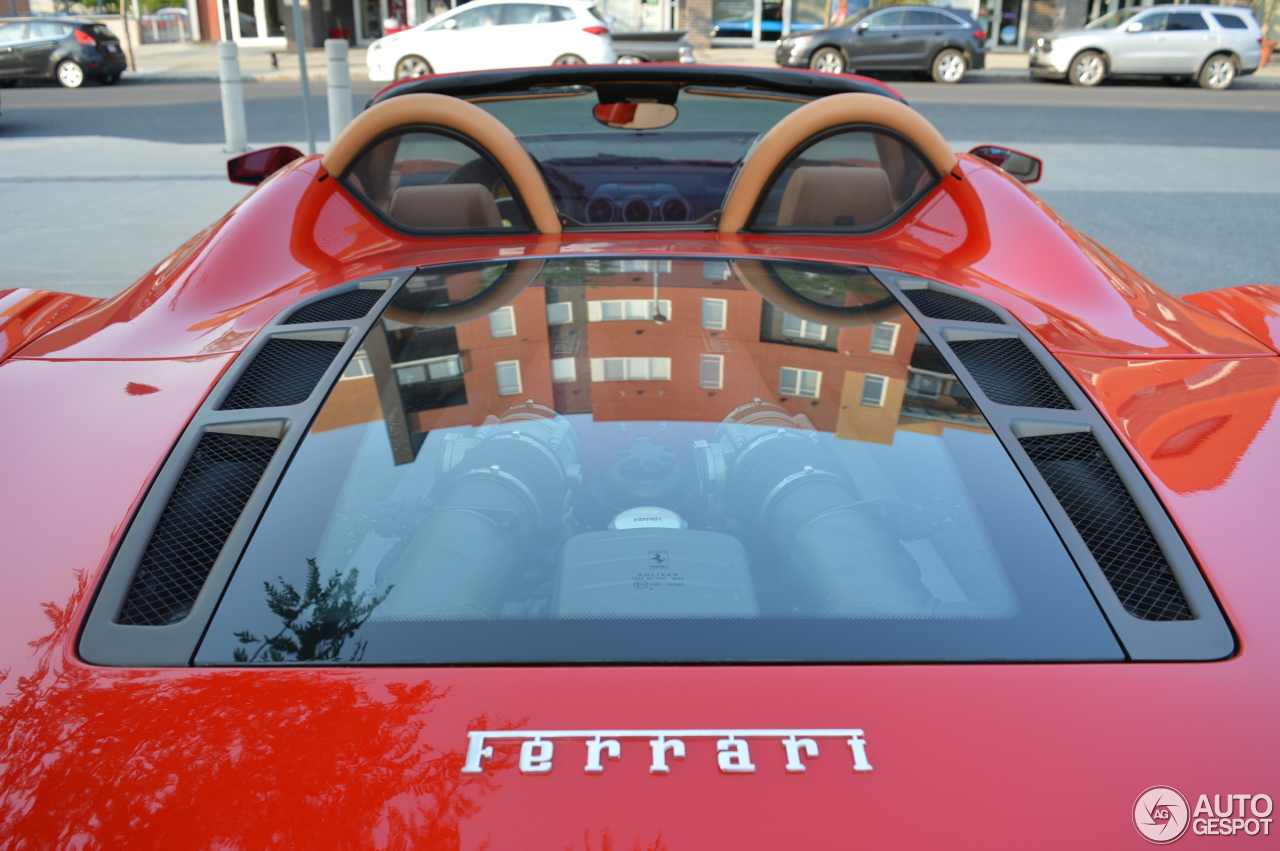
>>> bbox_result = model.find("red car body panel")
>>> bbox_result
[0,288,100,361]
[2,77,1277,848]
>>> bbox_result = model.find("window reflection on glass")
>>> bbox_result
[199,257,1121,665]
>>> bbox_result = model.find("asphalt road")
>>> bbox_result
[1,77,1277,296]
[3,77,1278,148]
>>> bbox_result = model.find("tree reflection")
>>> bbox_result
[567,828,670,851]
[0,571,523,849]
[234,559,390,663]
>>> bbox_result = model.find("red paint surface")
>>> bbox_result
[2,130,1278,849]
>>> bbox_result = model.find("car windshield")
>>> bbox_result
[342,87,936,230]
[1086,8,1143,28]
[197,257,1121,666]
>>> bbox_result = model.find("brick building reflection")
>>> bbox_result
[312,258,990,451]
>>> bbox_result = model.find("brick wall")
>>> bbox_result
[679,0,715,49]
[1025,0,1089,42]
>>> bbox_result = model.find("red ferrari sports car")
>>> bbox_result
[2,65,1277,848]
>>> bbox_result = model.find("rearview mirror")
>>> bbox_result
[227,146,304,185]
[969,145,1043,184]
[443,18,457,29]
[1125,21,1143,32]
[856,21,869,32]
[593,101,678,130]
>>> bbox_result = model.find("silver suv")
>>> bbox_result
[1030,4,1262,89]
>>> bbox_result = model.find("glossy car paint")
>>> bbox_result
[2,77,1278,847]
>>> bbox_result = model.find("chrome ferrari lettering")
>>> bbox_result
[783,735,819,773]
[459,729,873,776]
[847,730,873,773]
[716,736,756,773]
[585,736,621,773]
[519,737,554,774]
[649,735,685,774]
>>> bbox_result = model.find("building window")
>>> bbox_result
[907,369,945,400]
[702,298,727,330]
[779,367,821,399]
[861,374,888,407]
[703,260,730,280]
[341,353,373,380]
[613,259,673,274]
[551,357,577,382]
[590,357,672,382]
[782,313,827,341]
[700,354,724,389]
[588,300,673,322]
[395,354,463,385]
[869,322,899,355]
[546,302,573,325]
[495,360,522,396]
[489,306,516,338]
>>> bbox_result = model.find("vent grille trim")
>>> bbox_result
[948,336,1075,410]
[1019,430,1193,622]
[217,338,343,411]
[116,432,279,626]
[284,288,386,324]
[903,288,1005,324]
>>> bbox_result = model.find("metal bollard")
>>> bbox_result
[218,41,248,154]
[326,39,353,143]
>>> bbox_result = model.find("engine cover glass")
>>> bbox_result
[197,257,1121,665]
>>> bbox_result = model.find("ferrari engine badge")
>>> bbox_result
[461,729,873,775]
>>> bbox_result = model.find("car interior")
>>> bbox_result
[327,81,955,237]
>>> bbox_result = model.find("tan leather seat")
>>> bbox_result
[777,166,895,228]
[386,183,503,229]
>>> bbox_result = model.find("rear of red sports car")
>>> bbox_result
[1,66,1277,848]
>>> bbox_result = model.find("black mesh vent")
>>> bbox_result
[948,337,1074,409]
[284,288,384,324]
[117,433,278,626]
[1020,431,1192,621]
[218,338,342,410]
[903,289,1004,324]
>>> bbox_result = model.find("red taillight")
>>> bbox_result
[582,25,609,35]
[972,29,985,40]
[73,29,96,46]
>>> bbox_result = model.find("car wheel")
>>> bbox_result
[1067,50,1106,86]
[553,54,586,65]
[930,48,966,83]
[809,47,846,74]
[1198,54,1236,90]
[56,60,86,89]
[98,73,120,86]
[394,55,432,80]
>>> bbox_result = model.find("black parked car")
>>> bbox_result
[775,5,986,83]
[0,17,127,88]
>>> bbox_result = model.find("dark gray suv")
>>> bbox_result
[775,5,986,83]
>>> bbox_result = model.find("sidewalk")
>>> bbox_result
[121,39,1280,85]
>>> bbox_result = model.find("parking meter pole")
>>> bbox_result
[291,0,317,155]
[218,42,248,154]
[326,39,353,143]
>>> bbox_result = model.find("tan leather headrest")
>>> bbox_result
[322,93,561,235]
[720,93,957,233]
[777,166,894,228]
[387,183,503,229]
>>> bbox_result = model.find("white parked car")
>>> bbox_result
[367,0,617,81]
[1030,4,1262,89]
